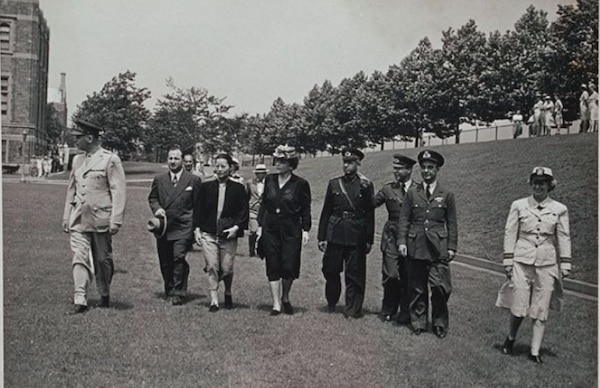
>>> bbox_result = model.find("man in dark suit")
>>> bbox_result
[398,150,458,338]
[318,148,375,318]
[148,146,201,305]
[373,154,417,324]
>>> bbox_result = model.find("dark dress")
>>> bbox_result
[257,173,311,281]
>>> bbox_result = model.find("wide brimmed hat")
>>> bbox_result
[254,163,268,173]
[418,150,445,167]
[273,145,298,160]
[147,214,167,239]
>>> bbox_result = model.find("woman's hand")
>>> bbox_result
[194,228,202,245]
[223,225,239,239]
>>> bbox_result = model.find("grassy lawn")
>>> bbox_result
[3,172,597,386]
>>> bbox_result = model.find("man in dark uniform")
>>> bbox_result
[318,148,375,318]
[398,150,457,338]
[373,154,417,324]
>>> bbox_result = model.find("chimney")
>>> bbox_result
[60,72,66,104]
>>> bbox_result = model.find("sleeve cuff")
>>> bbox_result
[502,258,514,267]
[560,262,572,271]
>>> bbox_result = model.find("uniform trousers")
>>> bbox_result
[70,231,114,306]
[382,254,409,322]
[322,243,366,317]
[406,258,452,330]
[156,238,190,297]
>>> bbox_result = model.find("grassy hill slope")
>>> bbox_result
[290,133,598,283]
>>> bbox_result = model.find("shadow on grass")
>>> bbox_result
[491,342,558,359]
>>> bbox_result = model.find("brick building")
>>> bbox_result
[0,0,49,164]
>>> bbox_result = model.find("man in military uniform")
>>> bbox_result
[62,119,126,314]
[398,150,457,338]
[373,154,417,324]
[318,148,375,318]
[183,153,205,180]
[246,163,268,257]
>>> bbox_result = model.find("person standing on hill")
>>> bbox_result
[512,110,523,139]
[496,167,571,364]
[373,154,417,324]
[531,95,544,137]
[579,84,590,133]
[588,83,598,133]
[246,164,268,257]
[398,150,457,338]
[318,148,375,319]
[256,146,311,315]
[148,146,201,305]
[553,96,564,135]
[542,95,554,136]
[62,119,126,314]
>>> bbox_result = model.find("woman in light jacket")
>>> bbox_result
[497,166,571,364]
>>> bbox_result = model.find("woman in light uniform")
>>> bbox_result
[497,166,571,364]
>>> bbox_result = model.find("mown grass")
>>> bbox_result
[3,156,597,387]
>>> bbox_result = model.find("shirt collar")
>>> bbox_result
[170,169,183,181]
[528,195,552,209]
[423,181,437,193]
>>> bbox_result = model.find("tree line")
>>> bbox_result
[58,1,597,161]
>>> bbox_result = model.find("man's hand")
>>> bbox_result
[560,264,571,279]
[318,241,327,252]
[109,223,120,235]
[365,243,372,254]
[62,220,69,233]
[154,208,166,218]
[399,244,408,257]
[447,250,456,261]
[194,227,202,245]
[302,231,310,246]
[223,225,239,239]
[504,265,513,280]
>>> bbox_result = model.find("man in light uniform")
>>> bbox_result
[62,119,126,314]
[246,164,268,257]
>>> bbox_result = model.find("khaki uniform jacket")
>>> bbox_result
[246,178,264,219]
[502,196,571,268]
[397,182,457,261]
[374,180,416,256]
[62,148,126,232]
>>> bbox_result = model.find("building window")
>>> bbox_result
[1,75,9,116]
[0,22,11,52]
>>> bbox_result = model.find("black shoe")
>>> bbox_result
[434,326,447,339]
[502,336,515,355]
[172,296,184,306]
[327,304,336,313]
[412,327,424,336]
[382,314,393,323]
[73,304,88,314]
[344,311,364,319]
[528,353,543,364]
[224,295,233,309]
[209,304,219,313]
[99,296,110,308]
[270,309,281,316]
[282,301,294,315]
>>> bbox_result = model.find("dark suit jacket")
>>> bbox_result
[148,170,201,241]
[397,182,458,261]
[194,178,248,238]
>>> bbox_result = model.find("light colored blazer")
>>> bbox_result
[502,196,571,268]
[63,148,126,233]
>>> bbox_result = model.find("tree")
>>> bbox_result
[303,80,338,153]
[145,78,233,160]
[72,71,151,159]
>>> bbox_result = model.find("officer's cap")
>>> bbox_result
[528,166,557,188]
[393,154,416,168]
[418,150,444,167]
[341,148,364,162]
[71,119,104,137]
[231,157,240,166]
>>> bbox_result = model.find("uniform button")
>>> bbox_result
[426,210,429,213]
[275,208,281,214]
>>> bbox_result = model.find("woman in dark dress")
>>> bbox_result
[257,145,311,315]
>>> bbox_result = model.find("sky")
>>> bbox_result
[40,0,576,123]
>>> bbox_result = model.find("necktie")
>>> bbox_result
[172,175,178,187]
[400,184,405,196]
[426,184,431,199]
